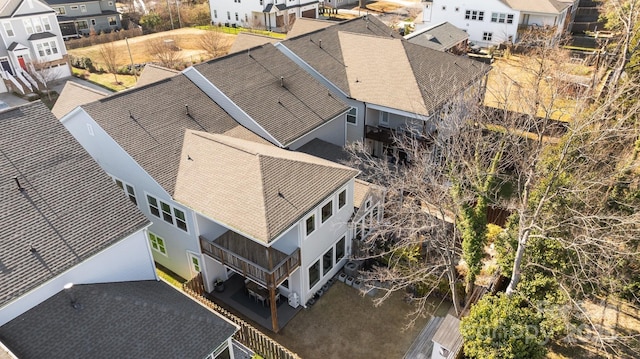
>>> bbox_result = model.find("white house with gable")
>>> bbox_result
[209,0,318,31]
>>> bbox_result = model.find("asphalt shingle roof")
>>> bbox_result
[283,16,489,116]
[51,81,108,119]
[405,22,469,52]
[193,43,349,147]
[0,281,237,358]
[0,101,149,308]
[174,132,358,243]
[82,74,241,195]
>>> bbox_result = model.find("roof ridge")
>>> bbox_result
[66,81,109,96]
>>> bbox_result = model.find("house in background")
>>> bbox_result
[277,16,489,159]
[404,22,469,55]
[45,0,121,38]
[209,0,318,32]
[0,100,238,358]
[418,0,579,46]
[0,0,71,94]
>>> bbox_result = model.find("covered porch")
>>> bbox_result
[200,230,301,332]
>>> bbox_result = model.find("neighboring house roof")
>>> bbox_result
[174,132,358,243]
[134,63,179,88]
[432,314,463,358]
[27,31,56,40]
[0,281,237,358]
[354,179,375,210]
[229,32,278,54]
[51,81,109,119]
[44,0,100,5]
[81,74,241,196]
[0,0,26,18]
[6,42,22,51]
[502,0,569,14]
[297,137,350,164]
[282,16,488,116]
[193,43,349,147]
[286,17,335,39]
[404,22,469,52]
[0,101,149,308]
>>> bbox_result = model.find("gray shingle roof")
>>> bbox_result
[193,43,349,147]
[51,81,108,119]
[81,74,241,196]
[0,101,149,308]
[405,22,469,52]
[0,281,237,358]
[283,16,399,96]
[27,31,56,40]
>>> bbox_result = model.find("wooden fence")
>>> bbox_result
[183,273,301,359]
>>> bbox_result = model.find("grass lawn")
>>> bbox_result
[269,282,451,358]
[72,67,136,91]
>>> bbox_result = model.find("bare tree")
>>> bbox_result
[98,42,121,84]
[27,59,61,102]
[147,37,182,68]
[197,30,230,59]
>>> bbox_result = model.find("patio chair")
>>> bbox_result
[256,293,267,307]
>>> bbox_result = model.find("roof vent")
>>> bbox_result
[13,176,24,192]
[64,283,83,310]
[29,244,36,253]
[185,104,190,117]
[319,39,322,48]
[280,76,284,87]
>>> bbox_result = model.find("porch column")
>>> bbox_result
[267,247,279,332]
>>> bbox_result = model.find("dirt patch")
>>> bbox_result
[268,282,451,358]
[364,1,403,13]
[68,28,234,68]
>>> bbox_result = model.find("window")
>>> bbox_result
[189,253,201,272]
[149,232,167,255]
[346,107,357,125]
[54,7,66,15]
[235,12,239,21]
[260,0,263,5]
[174,208,187,231]
[108,17,116,26]
[161,201,173,223]
[491,12,514,24]
[36,41,58,57]
[90,19,96,26]
[113,177,137,205]
[23,19,34,34]
[70,5,78,9]
[379,112,389,126]
[33,18,43,32]
[308,260,320,289]
[147,195,160,216]
[365,199,371,209]
[483,32,493,41]
[42,17,51,31]
[245,13,248,22]
[336,236,345,262]
[227,11,230,20]
[323,247,334,276]
[465,10,484,21]
[3,22,13,37]
[80,4,87,12]
[77,20,88,30]
[321,200,333,223]
[338,189,347,209]
[305,214,315,236]
[355,222,362,240]
[213,9,217,18]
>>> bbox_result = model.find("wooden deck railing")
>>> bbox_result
[183,273,301,359]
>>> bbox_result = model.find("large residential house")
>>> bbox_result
[0,101,238,358]
[418,0,579,46]
[209,0,318,31]
[0,0,70,94]
[278,16,490,159]
[45,0,121,38]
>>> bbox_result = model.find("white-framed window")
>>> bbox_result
[336,236,346,262]
[322,247,334,276]
[90,19,96,26]
[3,22,13,37]
[146,194,188,232]
[491,12,514,24]
[23,19,34,34]
[235,12,239,21]
[35,41,59,57]
[379,112,389,126]
[483,32,493,41]
[70,5,78,9]
[365,199,371,210]
[227,11,230,20]
[213,9,217,18]
[149,232,167,255]
[80,4,87,12]
[42,17,51,31]
[76,20,88,30]
[338,189,347,209]
[54,7,66,15]
[346,107,357,125]
[465,10,484,21]
[188,252,201,273]
[305,213,316,236]
[112,176,137,205]
[108,17,117,26]
[260,0,263,5]
[321,200,333,223]
[308,260,320,290]
[33,18,43,32]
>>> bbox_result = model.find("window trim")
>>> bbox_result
[3,22,13,37]
[336,235,346,262]
[149,232,168,256]
[111,175,138,206]
[305,213,316,237]
[308,259,320,290]
[321,199,333,223]
[145,193,189,232]
[338,188,347,209]
[379,112,389,127]
[322,247,334,276]
[346,107,357,125]
[70,5,78,9]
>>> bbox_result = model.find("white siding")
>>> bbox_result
[0,228,156,326]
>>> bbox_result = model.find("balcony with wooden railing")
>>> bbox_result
[200,230,300,288]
